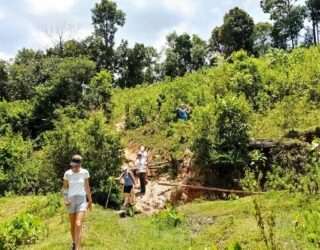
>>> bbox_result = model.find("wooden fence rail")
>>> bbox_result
[158,182,264,195]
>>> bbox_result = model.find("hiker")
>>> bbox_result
[63,155,92,250]
[115,165,136,207]
[139,146,148,161]
[135,152,148,194]
[177,105,190,121]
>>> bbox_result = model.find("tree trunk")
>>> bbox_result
[313,20,317,45]
[316,23,320,43]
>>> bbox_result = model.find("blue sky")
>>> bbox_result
[0,0,304,60]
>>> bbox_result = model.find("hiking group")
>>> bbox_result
[116,146,149,207]
[62,146,148,249]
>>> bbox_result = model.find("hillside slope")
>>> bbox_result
[0,192,316,249]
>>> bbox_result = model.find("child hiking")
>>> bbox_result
[115,165,136,207]
[63,155,92,250]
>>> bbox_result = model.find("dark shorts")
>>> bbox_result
[124,185,133,193]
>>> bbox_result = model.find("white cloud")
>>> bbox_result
[25,0,76,14]
[161,0,200,17]
[132,0,200,17]
[0,11,4,19]
[75,27,93,40]
[26,24,93,52]
[27,25,55,50]
[0,51,14,61]
[131,0,150,8]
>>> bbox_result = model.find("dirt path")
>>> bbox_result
[115,119,125,132]
[133,176,174,215]
[122,147,176,215]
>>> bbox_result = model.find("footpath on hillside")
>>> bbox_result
[123,148,175,214]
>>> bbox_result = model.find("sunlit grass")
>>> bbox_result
[0,192,315,249]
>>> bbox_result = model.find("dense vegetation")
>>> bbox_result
[1,28,320,208]
[1,0,320,248]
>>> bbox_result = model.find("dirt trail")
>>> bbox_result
[122,147,176,215]
[115,117,125,132]
[115,119,180,214]
[132,176,174,215]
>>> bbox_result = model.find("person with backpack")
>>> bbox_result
[135,152,148,194]
[115,165,136,207]
[63,155,92,250]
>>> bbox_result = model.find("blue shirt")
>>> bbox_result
[178,108,188,120]
[123,171,133,186]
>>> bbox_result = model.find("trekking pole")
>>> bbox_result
[105,171,115,209]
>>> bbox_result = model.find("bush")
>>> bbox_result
[192,95,250,186]
[0,132,33,195]
[26,194,62,218]
[125,96,157,128]
[265,141,320,193]
[0,213,46,249]
[43,112,123,193]
[7,156,56,195]
[82,70,114,119]
[159,73,210,123]
[229,50,262,110]
[299,209,320,247]
[154,204,182,228]
[0,100,33,138]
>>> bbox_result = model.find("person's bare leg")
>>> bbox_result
[75,212,85,250]
[124,193,130,206]
[69,213,76,245]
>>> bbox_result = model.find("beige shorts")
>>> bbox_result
[67,195,87,214]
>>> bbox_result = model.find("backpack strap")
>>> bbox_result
[128,171,135,183]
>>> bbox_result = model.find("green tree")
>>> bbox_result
[6,63,37,100]
[219,7,255,56]
[253,22,273,55]
[4,49,45,101]
[163,32,192,78]
[0,132,49,195]
[115,41,159,87]
[191,34,208,71]
[306,0,320,45]
[260,0,306,49]
[208,26,224,65]
[192,95,250,187]
[44,112,123,192]
[303,26,315,47]
[83,70,113,118]
[46,39,88,58]
[0,100,33,138]
[229,50,262,110]
[0,60,8,100]
[209,26,224,54]
[91,0,126,70]
[31,57,96,136]
[82,35,106,69]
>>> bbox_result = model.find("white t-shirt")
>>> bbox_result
[135,159,147,173]
[63,168,90,197]
[139,150,148,161]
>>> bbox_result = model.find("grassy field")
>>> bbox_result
[1,191,318,250]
